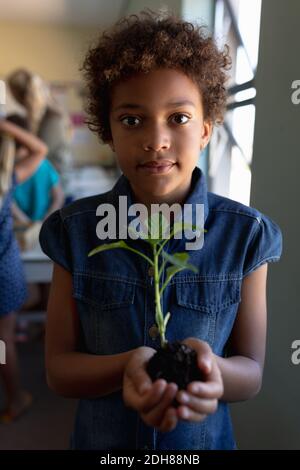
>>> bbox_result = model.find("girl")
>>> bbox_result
[7,114,65,227]
[7,69,72,176]
[0,117,48,422]
[9,114,65,226]
[39,10,282,450]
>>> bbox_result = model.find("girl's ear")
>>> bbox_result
[200,120,213,151]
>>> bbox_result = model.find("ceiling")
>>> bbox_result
[0,0,129,27]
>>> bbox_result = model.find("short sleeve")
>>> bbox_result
[47,161,60,187]
[243,213,283,277]
[39,209,72,272]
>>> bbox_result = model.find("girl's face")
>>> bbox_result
[108,68,212,208]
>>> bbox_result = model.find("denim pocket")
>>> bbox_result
[73,272,135,309]
[175,277,240,314]
[73,272,140,354]
[170,276,241,345]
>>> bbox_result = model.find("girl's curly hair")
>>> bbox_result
[81,9,231,143]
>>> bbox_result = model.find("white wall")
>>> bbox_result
[125,0,181,16]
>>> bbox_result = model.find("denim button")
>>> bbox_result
[149,324,159,340]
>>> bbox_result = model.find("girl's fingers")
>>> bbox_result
[177,391,218,415]
[126,365,153,395]
[139,380,167,413]
[177,405,206,422]
[182,338,214,378]
[187,379,223,399]
[198,355,213,375]
[142,382,178,425]
[158,407,178,433]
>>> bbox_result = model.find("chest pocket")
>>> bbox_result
[73,272,140,355]
[73,273,135,309]
[169,276,241,346]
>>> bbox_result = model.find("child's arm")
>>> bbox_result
[214,263,268,402]
[171,263,268,420]
[46,262,140,398]
[11,200,31,224]
[42,183,65,221]
[0,119,48,184]
[167,264,268,423]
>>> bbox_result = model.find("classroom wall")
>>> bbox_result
[0,21,98,81]
[230,0,300,449]
[0,21,110,166]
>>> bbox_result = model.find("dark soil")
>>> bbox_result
[146,341,205,408]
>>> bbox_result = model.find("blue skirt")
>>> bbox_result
[0,236,28,317]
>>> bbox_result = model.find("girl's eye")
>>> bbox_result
[171,114,190,125]
[120,113,190,128]
[120,116,141,127]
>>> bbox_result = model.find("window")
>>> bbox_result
[209,0,262,205]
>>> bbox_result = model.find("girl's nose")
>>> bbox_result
[142,126,171,152]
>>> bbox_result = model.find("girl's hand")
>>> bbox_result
[175,338,224,422]
[123,346,179,433]
[0,119,24,138]
[0,119,12,134]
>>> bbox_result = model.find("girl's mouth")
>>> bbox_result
[138,163,176,174]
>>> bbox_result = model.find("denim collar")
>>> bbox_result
[110,166,209,225]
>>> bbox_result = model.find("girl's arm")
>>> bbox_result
[11,200,31,224]
[0,119,48,184]
[46,262,139,398]
[42,183,65,221]
[215,263,268,402]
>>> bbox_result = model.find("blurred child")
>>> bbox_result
[0,117,48,422]
[7,114,65,228]
[7,70,72,175]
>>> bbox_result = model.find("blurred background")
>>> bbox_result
[0,0,298,450]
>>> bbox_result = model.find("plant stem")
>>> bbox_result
[156,232,173,257]
[158,256,167,279]
[153,244,167,348]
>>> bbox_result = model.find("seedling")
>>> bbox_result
[88,212,206,393]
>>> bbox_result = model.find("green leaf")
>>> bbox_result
[142,212,170,244]
[162,251,198,273]
[162,265,186,291]
[88,240,154,266]
[159,251,198,293]
[88,240,130,257]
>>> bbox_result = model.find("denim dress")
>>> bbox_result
[0,172,27,317]
[39,167,282,450]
